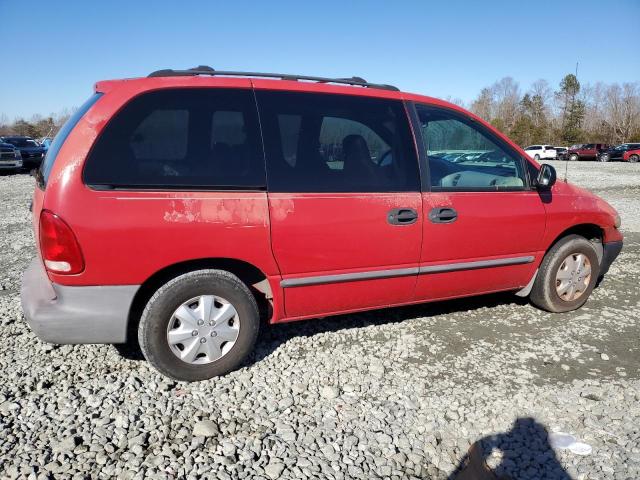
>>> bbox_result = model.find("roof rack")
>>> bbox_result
[147,65,399,91]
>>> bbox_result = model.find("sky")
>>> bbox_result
[1,0,639,120]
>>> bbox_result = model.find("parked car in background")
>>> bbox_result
[622,148,640,163]
[555,146,568,161]
[0,141,23,172]
[524,145,556,160]
[21,67,623,381]
[0,136,46,169]
[568,143,610,161]
[598,143,640,162]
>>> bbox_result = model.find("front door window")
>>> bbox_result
[415,106,527,190]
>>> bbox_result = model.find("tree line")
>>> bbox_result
[0,110,72,140]
[464,74,640,146]
[2,74,639,147]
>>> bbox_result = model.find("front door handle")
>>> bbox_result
[429,207,458,224]
[388,208,418,225]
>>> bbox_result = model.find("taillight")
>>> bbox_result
[39,210,84,274]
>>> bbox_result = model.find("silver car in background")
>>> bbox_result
[0,142,23,172]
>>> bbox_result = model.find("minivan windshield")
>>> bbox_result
[39,93,102,186]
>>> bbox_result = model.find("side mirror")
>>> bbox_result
[536,163,556,189]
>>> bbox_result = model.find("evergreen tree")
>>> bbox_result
[557,74,585,143]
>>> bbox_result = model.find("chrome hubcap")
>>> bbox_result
[555,253,592,302]
[166,295,240,364]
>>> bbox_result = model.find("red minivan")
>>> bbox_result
[21,68,623,381]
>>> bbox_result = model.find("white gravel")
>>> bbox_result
[0,162,639,479]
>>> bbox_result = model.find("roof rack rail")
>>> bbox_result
[147,66,399,91]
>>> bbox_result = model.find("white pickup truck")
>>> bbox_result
[524,145,557,160]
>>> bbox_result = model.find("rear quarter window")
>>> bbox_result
[83,88,265,190]
[40,93,103,185]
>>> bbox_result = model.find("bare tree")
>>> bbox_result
[581,82,608,140]
[492,77,521,132]
[444,96,466,108]
[470,87,494,121]
[603,83,640,143]
[527,80,552,131]
[530,79,553,108]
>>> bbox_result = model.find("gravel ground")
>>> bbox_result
[0,161,638,480]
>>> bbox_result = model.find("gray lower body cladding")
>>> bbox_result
[20,258,138,344]
[600,240,623,277]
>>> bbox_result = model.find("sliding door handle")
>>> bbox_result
[429,207,457,223]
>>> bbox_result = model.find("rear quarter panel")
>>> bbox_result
[46,191,279,286]
[41,77,280,288]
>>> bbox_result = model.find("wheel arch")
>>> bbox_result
[126,258,274,342]
[546,223,604,264]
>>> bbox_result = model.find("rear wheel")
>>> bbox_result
[530,235,600,313]
[534,154,540,161]
[569,154,579,161]
[599,154,610,162]
[629,154,639,163]
[138,269,260,381]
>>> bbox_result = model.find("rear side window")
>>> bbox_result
[41,93,103,185]
[256,91,419,193]
[84,89,265,189]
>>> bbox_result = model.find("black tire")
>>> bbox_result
[599,154,609,162]
[138,269,259,381]
[530,235,600,313]
[569,154,579,162]
[629,154,639,163]
[534,154,540,161]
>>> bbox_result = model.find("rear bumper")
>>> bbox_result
[600,240,623,277]
[20,258,139,344]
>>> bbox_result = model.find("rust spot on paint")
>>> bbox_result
[270,198,295,221]
[164,198,268,226]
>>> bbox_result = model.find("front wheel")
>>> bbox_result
[138,270,260,381]
[629,154,639,163]
[569,154,579,161]
[534,154,540,161]
[530,235,600,313]
[599,154,610,162]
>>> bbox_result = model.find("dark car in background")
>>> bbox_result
[598,143,640,162]
[0,141,23,172]
[555,147,568,161]
[568,143,610,161]
[0,136,46,169]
